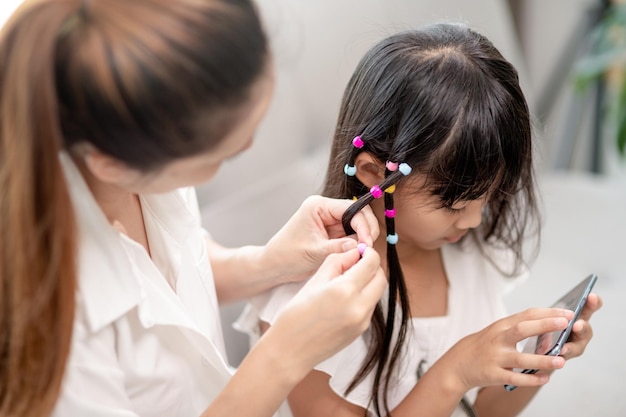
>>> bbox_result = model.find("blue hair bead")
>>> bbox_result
[386,233,399,245]
[344,164,357,176]
[398,163,412,176]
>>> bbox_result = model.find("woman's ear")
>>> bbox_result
[354,152,385,188]
[83,147,137,185]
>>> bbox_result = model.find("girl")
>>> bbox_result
[0,1,388,417]
[239,22,601,417]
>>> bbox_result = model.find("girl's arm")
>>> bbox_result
[287,308,576,417]
[473,293,602,417]
[209,196,378,304]
[288,365,466,417]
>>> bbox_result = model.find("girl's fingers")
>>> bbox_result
[504,370,551,389]
[577,293,602,322]
[505,309,573,343]
[512,352,566,372]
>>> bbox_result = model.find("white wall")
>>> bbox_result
[0,0,21,27]
[196,0,531,209]
[204,0,532,366]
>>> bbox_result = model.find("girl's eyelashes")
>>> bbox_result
[444,206,464,214]
[443,203,467,214]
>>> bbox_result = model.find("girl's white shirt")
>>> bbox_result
[237,240,526,417]
[52,153,234,417]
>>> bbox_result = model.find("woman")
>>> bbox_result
[0,1,386,416]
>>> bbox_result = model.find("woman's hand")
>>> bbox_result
[559,293,602,359]
[261,246,387,379]
[262,195,379,284]
[433,308,576,396]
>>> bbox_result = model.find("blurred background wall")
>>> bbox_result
[1,1,624,415]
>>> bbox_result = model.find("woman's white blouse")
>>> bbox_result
[238,241,526,417]
[52,153,233,417]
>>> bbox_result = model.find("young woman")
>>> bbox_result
[240,22,602,417]
[0,1,389,416]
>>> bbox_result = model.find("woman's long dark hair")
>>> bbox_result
[322,23,538,417]
[0,1,267,416]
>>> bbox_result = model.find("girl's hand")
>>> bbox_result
[264,247,387,376]
[263,195,379,284]
[559,293,602,359]
[436,308,575,395]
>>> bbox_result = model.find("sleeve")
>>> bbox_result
[52,307,138,417]
[234,283,377,412]
[314,334,376,412]
[233,281,305,343]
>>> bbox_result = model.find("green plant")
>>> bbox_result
[574,3,626,156]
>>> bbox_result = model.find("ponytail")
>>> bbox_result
[0,2,79,416]
[342,158,412,417]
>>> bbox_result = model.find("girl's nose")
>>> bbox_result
[454,200,484,230]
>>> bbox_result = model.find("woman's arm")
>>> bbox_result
[204,247,387,417]
[210,196,378,304]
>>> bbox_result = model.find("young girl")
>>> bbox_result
[239,22,601,417]
[0,1,388,417]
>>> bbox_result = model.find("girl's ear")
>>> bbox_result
[354,152,385,188]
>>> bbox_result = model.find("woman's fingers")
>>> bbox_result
[347,205,379,245]
[338,247,386,304]
[308,196,379,245]
[307,249,362,285]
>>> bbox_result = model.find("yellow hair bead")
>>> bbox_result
[385,184,396,194]
[352,196,358,201]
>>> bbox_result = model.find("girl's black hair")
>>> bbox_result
[322,22,538,416]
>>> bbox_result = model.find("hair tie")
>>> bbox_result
[384,184,396,194]
[344,164,357,176]
[385,161,399,171]
[384,208,396,218]
[386,233,399,245]
[357,242,367,256]
[370,185,383,199]
[352,135,364,148]
[398,163,412,176]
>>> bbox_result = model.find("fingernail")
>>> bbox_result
[342,240,357,251]
[556,317,569,327]
[552,356,565,367]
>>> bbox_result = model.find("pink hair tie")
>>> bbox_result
[385,161,399,171]
[352,135,364,148]
[370,185,383,199]
[357,242,367,256]
[385,208,396,218]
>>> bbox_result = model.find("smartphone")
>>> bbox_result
[504,273,598,391]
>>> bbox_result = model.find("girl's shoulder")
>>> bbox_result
[443,239,529,292]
